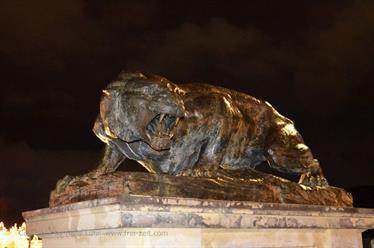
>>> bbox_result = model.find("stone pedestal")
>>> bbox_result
[23,194,374,248]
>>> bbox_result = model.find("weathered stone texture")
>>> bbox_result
[24,194,374,248]
[50,170,352,208]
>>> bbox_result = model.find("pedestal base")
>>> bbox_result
[23,195,374,248]
[37,228,365,248]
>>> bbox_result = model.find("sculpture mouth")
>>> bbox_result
[109,113,178,160]
[145,113,180,150]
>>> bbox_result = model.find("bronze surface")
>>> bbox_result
[54,72,351,206]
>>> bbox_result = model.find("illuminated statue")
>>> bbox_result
[53,72,358,208]
[81,72,327,187]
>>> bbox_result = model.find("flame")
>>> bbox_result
[0,222,42,248]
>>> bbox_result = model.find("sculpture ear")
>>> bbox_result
[117,71,146,81]
[104,71,186,117]
[119,73,185,117]
[105,72,147,89]
[145,75,186,117]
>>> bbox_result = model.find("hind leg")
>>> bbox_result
[266,123,328,187]
[297,159,328,187]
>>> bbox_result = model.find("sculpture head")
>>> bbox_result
[98,72,185,151]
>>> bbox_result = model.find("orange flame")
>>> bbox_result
[0,222,42,248]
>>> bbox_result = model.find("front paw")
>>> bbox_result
[299,172,329,187]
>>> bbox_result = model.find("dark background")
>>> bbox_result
[0,0,373,225]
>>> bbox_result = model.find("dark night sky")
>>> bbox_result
[0,0,373,224]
